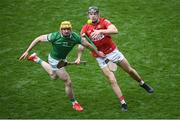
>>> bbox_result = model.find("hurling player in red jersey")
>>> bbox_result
[75,6,154,112]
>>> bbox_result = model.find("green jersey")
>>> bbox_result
[47,32,82,60]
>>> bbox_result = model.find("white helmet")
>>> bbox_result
[88,6,99,14]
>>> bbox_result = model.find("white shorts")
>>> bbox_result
[48,54,66,71]
[96,49,124,69]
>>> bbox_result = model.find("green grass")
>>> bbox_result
[0,0,180,119]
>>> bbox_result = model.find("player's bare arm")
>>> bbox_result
[19,35,48,60]
[91,24,118,39]
[81,37,105,57]
[75,44,85,64]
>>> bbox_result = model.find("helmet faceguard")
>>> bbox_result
[87,6,99,24]
[88,6,99,14]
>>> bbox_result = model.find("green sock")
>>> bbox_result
[37,59,43,65]
[70,98,76,103]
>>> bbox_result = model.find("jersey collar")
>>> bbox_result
[91,19,100,26]
[59,32,72,39]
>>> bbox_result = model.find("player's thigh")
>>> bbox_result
[96,49,124,68]
[106,49,124,62]
[48,54,59,70]
[117,58,132,72]
[50,70,58,80]
[55,68,70,81]
[101,66,116,81]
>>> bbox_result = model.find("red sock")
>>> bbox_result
[119,96,126,104]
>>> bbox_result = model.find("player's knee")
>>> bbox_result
[64,79,72,87]
[49,72,57,80]
[107,75,117,85]
[61,74,70,81]
[50,75,57,80]
[109,79,117,86]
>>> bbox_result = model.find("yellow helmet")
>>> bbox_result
[60,21,72,29]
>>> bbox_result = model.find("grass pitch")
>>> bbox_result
[0,0,179,119]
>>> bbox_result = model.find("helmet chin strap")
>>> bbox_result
[92,20,98,24]
[92,19,99,24]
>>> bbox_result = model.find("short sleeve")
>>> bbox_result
[72,32,82,44]
[47,32,59,42]
[81,25,87,36]
[103,19,112,28]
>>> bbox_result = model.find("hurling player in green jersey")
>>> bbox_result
[19,21,105,112]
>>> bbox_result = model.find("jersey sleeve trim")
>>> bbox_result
[47,33,52,41]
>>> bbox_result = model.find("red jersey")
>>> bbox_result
[81,18,117,57]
